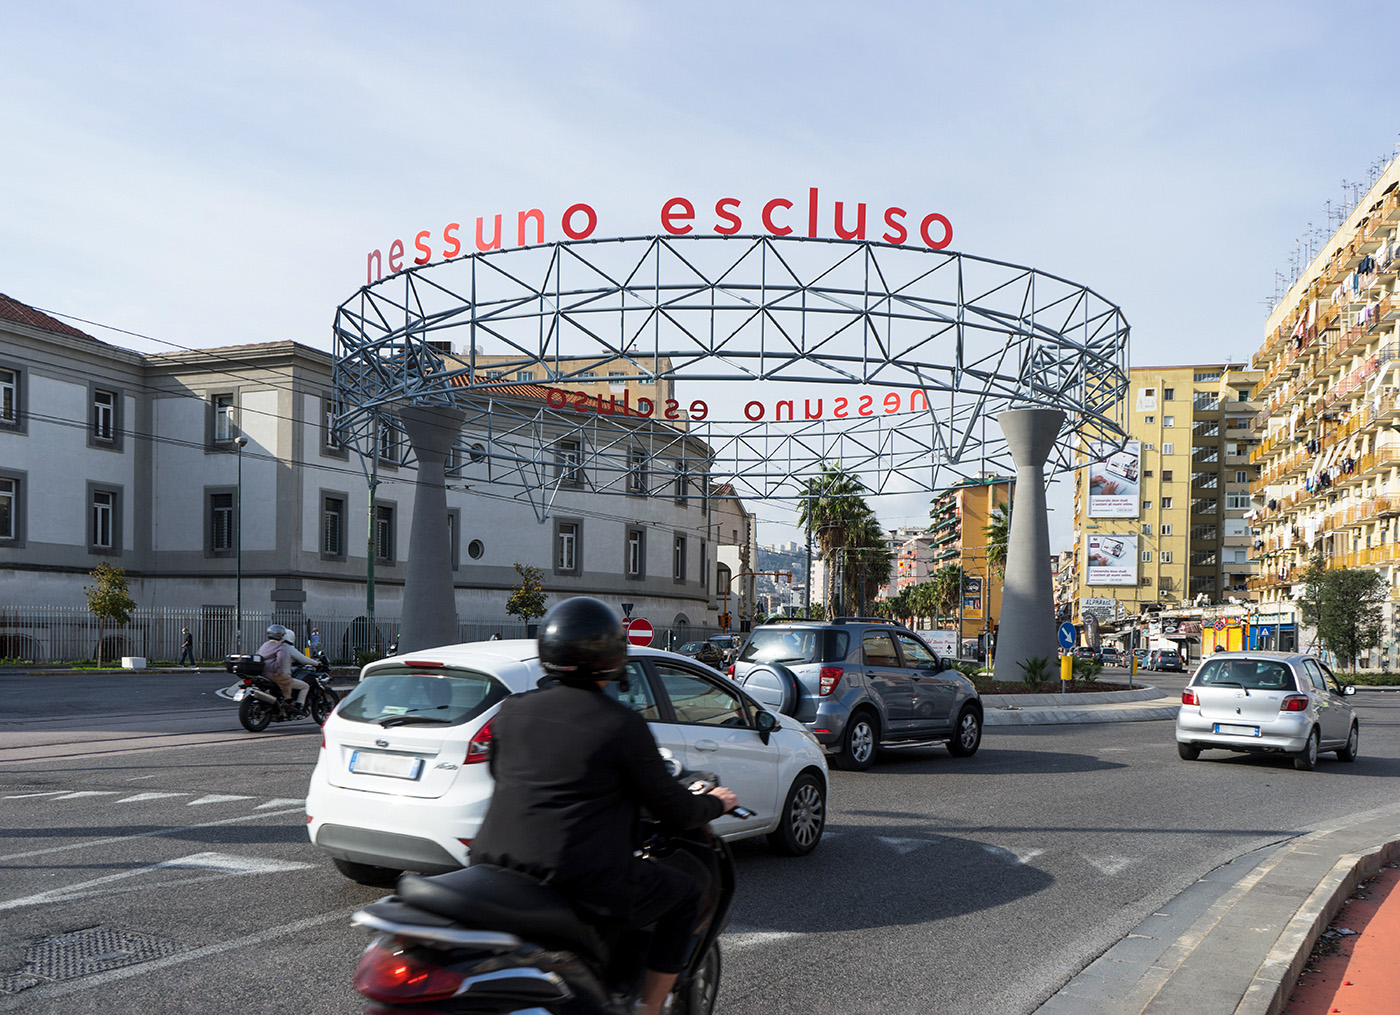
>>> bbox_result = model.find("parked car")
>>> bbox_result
[1099,646,1121,666]
[1175,651,1359,770]
[1071,646,1098,662]
[730,618,982,771]
[676,639,725,669]
[1148,648,1184,672]
[1133,648,1150,667]
[306,639,830,884]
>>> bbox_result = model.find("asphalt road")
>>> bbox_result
[1,671,1397,1014]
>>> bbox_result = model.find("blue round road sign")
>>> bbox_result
[1058,622,1076,649]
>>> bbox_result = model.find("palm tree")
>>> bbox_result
[843,514,893,615]
[930,563,964,627]
[796,464,873,618]
[984,504,1010,576]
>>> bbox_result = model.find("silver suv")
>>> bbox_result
[731,618,983,770]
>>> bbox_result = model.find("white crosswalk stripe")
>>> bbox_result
[187,794,254,806]
[117,793,188,804]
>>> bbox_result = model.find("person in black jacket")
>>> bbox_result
[471,596,737,1015]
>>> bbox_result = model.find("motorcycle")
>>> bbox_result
[349,768,750,1015]
[224,651,340,731]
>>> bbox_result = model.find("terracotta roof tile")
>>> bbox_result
[0,293,102,343]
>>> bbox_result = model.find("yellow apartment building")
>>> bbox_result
[928,476,1012,656]
[1250,157,1400,667]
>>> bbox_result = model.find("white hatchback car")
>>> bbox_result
[306,639,830,884]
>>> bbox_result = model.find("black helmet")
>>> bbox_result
[538,597,627,685]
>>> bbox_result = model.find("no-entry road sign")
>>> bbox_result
[626,618,654,647]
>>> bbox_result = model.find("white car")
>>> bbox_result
[306,639,830,884]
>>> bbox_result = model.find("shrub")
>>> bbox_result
[1072,656,1103,685]
[1016,655,1052,691]
[354,650,384,669]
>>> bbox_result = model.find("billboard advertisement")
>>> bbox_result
[1087,441,1140,518]
[962,575,983,618]
[1086,533,1137,586]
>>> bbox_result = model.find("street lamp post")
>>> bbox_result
[234,435,248,653]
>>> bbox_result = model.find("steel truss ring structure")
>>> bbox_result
[332,234,1129,516]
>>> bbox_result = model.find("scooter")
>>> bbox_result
[349,770,748,1015]
[224,652,339,731]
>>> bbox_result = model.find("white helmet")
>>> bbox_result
[282,630,297,645]
[266,623,288,641]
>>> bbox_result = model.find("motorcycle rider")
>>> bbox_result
[280,628,320,713]
[470,596,737,1015]
[254,624,308,715]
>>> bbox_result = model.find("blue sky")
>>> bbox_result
[4,1,1396,545]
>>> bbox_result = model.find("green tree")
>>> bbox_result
[929,564,965,627]
[1298,562,1387,670]
[906,580,938,628]
[842,514,893,615]
[983,503,1010,576]
[505,562,548,625]
[84,563,136,667]
[796,464,874,618]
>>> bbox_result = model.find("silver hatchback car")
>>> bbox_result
[1175,651,1359,770]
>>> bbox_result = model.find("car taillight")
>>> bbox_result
[818,667,844,696]
[354,940,468,1002]
[1281,695,1309,712]
[727,664,735,677]
[1182,689,1198,706]
[465,718,494,764]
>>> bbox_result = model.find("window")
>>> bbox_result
[1163,416,1174,429]
[1226,492,1251,509]
[1235,470,1248,483]
[1161,497,1173,509]
[1161,523,1173,536]
[1193,392,1219,411]
[1194,371,1222,383]
[673,535,688,580]
[88,484,121,554]
[486,370,504,379]
[378,422,402,465]
[0,472,22,545]
[1142,551,1152,562]
[1238,387,1251,401]
[654,664,749,726]
[1162,470,1173,482]
[628,446,648,494]
[555,519,581,575]
[0,367,20,429]
[212,393,235,443]
[862,630,901,666]
[674,467,688,504]
[1163,388,1175,400]
[1161,551,1173,563]
[322,494,347,559]
[1142,523,1152,535]
[1142,500,1152,510]
[374,504,395,564]
[701,540,708,592]
[611,662,663,720]
[1162,443,1174,456]
[894,632,939,669]
[556,439,583,486]
[1144,415,1154,424]
[209,491,235,555]
[90,387,122,448]
[1144,443,1154,451]
[1143,470,1154,478]
[447,510,461,570]
[626,528,645,578]
[322,394,347,455]
[517,371,534,382]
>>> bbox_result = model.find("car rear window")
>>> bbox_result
[1194,658,1296,691]
[739,627,849,665]
[337,665,511,726]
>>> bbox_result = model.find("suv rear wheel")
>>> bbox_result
[835,711,878,771]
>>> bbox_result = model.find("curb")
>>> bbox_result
[986,704,1180,726]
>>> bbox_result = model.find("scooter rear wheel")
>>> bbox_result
[238,696,274,732]
[673,942,720,1015]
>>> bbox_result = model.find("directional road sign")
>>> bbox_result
[1058,622,1076,650]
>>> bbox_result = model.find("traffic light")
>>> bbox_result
[720,612,731,631]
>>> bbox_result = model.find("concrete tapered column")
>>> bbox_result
[992,408,1065,682]
[397,404,466,654]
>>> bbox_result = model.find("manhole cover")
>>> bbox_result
[0,926,185,994]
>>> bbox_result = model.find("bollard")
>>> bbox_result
[1060,653,1073,692]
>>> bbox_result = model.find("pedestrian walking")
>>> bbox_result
[179,627,194,665]
[308,627,322,654]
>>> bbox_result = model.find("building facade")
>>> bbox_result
[1249,159,1400,668]
[926,476,1012,654]
[1069,363,1262,656]
[0,293,738,660]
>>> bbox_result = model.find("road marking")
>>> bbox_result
[187,794,254,806]
[50,791,120,800]
[0,806,306,861]
[117,793,188,804]
[256,798,305,809]
[2,791,68,799]
[0,907,358,1009]
[722,929,803,950]
[1087,856,1133,875]
[876,835,932,855]
[983,844,1046,865]
[126,775,156,781]
[0,851,314,912]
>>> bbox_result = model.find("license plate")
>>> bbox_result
[1213,723,1261,738]
[349,751,424,780]
[232,688,247,701]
